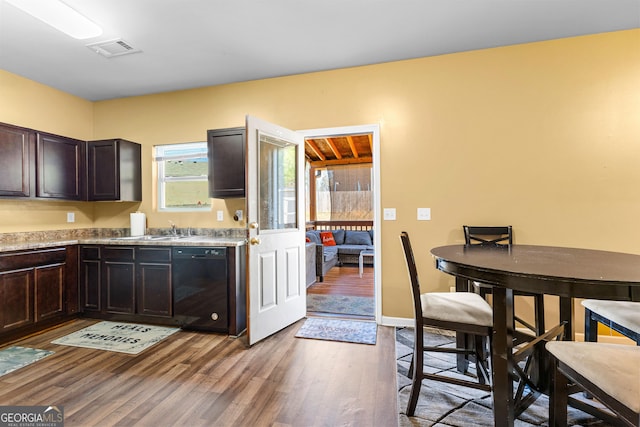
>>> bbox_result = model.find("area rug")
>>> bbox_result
[396,327,614,426]
[51,321,179,355]
[295,317,377,345]
[307,294,374,317]
[0,346,53,377]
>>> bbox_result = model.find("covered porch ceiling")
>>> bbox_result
[305,133,373,168]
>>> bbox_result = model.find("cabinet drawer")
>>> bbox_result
[102,247,134,261]
[0,248,66,272]
[80,245,101,260]
[136,247,171,263]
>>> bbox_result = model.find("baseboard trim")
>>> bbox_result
[381,316,413,328]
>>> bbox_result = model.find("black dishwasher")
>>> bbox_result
[172,247,228,332]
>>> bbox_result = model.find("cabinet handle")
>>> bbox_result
[250,237,261,245]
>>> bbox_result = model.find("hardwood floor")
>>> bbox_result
[0,318,398,426]
[307,265,374,297]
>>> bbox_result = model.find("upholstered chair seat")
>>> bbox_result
[421,292,493,327]
[546,341,640,426]
[581,300,640,345]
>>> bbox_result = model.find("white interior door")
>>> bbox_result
[246,115,306,346]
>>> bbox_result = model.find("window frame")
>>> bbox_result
[155,141,210,212]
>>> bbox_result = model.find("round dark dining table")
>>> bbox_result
[430,244,640,427]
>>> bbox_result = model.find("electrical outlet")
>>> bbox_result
[66,212,75,223]
[383,208,396,221]
[216,210,224,221]
[417,208,431,221]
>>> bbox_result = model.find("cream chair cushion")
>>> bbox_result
[581,300,640,333]
[546,341,640,412]
[422,292,493,327]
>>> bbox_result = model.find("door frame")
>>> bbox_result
[297,124,381,323]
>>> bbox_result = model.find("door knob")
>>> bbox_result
[249,222,259,229]
[250,237,261,245]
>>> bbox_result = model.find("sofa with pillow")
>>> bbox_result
[305,229,374,282]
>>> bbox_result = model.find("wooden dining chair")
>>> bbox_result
[463,225,546,337]
[546,341,640,427]
[582,300,640,346]
[400,231,493,416]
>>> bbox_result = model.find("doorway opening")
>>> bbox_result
[298,125,381,323]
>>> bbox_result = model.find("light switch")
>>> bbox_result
[417,208,431,221]
[67,212,75,223]
[216,210,224,221]
[383,208,396,221]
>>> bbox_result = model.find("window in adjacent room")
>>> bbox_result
[155,142,210,211]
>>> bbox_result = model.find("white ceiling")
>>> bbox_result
[0,0,638,101]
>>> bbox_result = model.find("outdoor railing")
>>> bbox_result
[306,220,373,231]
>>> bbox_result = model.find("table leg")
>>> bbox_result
[359,252,364,278]
[492,286,515,426]
[559,296,574,341]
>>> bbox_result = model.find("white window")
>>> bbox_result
[155,142,210,211]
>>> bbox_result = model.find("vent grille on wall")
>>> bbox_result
[86,39,141,57]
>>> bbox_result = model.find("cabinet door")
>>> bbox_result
[87,139,119,200]
[104,261,136,314]
[208,127,245,198]
[81,259,101,312]
[137,262,172,317]
[36,132,86,200]
[136,247,172,317]
[0,268,34,331]
[80,246,101,312]
[35,263,65,321]
[0,123,35,197]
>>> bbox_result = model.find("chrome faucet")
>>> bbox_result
[168,220,178,236]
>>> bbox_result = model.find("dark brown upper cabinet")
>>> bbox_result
[0,123,35,197]
[36,132,86,200]
[208,127,246,198]
[88,139,142,201]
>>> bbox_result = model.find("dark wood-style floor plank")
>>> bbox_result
[0,318,398,427]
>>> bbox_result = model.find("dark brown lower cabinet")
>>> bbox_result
[80,245,173,322]
[35,263,65,321]
[0,268,33,331]
[80,246,101,312]
[105,261,135,314]
[0,247,74,343]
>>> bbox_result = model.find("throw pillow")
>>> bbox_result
[332,229,346,245]
[344,230,373,246]
[306,231,321,245]
[320,231,336,246]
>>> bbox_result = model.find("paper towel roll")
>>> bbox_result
[130,212,146,236]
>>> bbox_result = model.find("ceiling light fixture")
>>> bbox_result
[5,0,102,39]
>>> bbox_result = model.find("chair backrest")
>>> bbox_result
[400,232,423,321]
[463,225,513,246]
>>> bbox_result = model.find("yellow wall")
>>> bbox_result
[0,70,96,231]
[1,30,639,325]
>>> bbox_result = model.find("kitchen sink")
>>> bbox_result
[111,235,190,241]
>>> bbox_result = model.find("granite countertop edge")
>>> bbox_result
[0,237,248,252]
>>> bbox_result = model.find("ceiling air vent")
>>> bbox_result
[86,39,141,58]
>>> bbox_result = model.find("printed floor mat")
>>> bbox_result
[0,346,53,377]
[52,321,179,355]
[295,317,377,345]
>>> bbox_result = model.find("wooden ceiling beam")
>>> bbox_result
[305,139,326,161]
[309,156,372,168]
[346,136,359,158]
[325,138,342,160]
